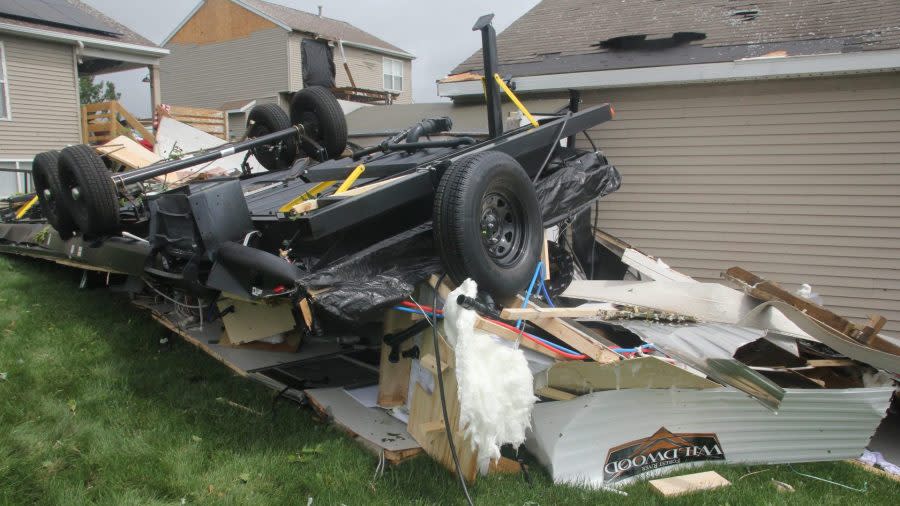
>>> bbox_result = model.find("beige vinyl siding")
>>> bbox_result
[161,28,289,110]
[0,37,80,158]
[581,73,900,334]
[336,45,412,104]
[287,33,303,92]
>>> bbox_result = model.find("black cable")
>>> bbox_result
[431,273,475,506]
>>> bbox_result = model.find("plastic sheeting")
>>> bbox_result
[301,223,441,322]
[535,150,621,226]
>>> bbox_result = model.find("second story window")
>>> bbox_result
[382,57,403,92]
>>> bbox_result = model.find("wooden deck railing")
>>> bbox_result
[81,100,155,146]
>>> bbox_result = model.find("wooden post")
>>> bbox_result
[148,64,162,111]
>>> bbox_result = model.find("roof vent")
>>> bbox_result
[597,32,706,51]
[730,8,759,21]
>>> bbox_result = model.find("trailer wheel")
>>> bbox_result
[57,144,120,237]
[247,104,298,171]
[31,150,76,238]
[433,151,542,297]
[290,86,347,159]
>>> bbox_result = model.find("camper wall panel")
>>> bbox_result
[580,73,900,334]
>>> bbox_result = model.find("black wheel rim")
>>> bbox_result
[249,124,282,168]
[480,190,525,266]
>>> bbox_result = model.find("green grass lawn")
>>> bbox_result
[0,254,897,505]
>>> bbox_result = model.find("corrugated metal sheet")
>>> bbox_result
[527,387,894,487]
[0,37,80,158]
[618,322,784,410]
[581,73,900,334]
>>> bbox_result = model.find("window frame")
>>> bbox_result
[0,41,10,121]
[382,56,403,92]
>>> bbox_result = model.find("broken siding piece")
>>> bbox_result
[724,267,900,356]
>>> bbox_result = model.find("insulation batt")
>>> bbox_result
[443,279,538,474]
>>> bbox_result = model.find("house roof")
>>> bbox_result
[239,0,413,58]
[0,0,158,48]
[450,0,900,77]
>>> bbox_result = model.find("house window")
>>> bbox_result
[0,42,9,120]
[382,57,403,92]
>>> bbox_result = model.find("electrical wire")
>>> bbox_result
[411,277,474,506]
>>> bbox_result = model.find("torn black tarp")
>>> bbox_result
[300,223,440,323]
[535,150,621,226]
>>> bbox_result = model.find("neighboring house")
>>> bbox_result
[439,0,900,333]
[0,0,166,197]
[160,0,415,141]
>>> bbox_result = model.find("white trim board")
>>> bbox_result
[0,22,167,58]
[439,48,900,96]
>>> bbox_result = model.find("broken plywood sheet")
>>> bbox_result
[154,116,264,177]
[96,135,161,169]
[526,386,894,487]
[537,356,719,395]
[217,298,296,345]
[305,387,421,464]
[650,471,731,497]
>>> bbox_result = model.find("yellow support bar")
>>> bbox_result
[334,164,366,195]
[15,195,39,219]
[493,73,539,128]
[278,180,335,214]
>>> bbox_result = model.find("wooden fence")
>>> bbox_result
[81,101,155,145]
[155,104,228,140]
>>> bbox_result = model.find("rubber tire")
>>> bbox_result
[31,150,76,238]
[56,144,120,237]
[289,86,347,159]
[246,104,297,171]
[433,151,543,297]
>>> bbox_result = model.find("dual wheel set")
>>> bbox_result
[29,87,348,240]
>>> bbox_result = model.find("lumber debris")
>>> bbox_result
[724,267,900,356]
[649,471,731,497]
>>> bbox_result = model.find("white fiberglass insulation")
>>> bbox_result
[443,280,538,474]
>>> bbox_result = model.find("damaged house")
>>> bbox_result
[440,0,900,334]
[160,0,414,141]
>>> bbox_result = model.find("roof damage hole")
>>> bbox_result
[730,8,760,22]
[597,32,706,51]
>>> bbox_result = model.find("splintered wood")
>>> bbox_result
[724,267,900,356]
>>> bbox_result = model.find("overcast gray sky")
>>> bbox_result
[82,0,540,117]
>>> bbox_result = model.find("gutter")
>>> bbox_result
[0,22,169,57]
[438,48,900,96]
[340,40,415,60]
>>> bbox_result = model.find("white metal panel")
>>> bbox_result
[526,387,894,487]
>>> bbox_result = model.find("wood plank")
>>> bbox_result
[407,332,480,483]
[527,315,620,363]
[535,386,577,401]
[332,174,412,198]
[472,317,562,360]
[377,309,416,407]
[724,267,899,355]
[114,101,155,144]
[290,199,319,214]
[96,135,162,169]
[545,357,719,394]
[501,306,605,319]
[649,471,731,497]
